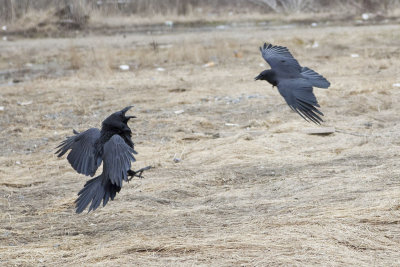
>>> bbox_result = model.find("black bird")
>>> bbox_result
[255,43,330,124]
[56,106,150,213]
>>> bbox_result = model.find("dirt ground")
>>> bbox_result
[1,21,400,266]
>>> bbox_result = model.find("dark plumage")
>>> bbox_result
[255,43,330,124]
[56,106,150,213]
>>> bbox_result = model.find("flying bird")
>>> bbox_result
[56,106,150,213]
[255,43,330,124]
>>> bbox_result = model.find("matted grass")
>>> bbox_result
[1,22,400,266]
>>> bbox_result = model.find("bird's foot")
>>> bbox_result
[128,166,152,181]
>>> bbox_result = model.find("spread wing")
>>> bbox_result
[102,135,136,188]
[56,128,101,176]
[260,43,301,75]
[277,79,323,124]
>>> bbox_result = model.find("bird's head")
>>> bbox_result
[255,69,277,86]
[102,106,136,132]
[255,70,269,81]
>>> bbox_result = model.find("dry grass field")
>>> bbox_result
[1,14,400,266]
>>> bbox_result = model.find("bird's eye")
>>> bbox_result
[281,60,286,63]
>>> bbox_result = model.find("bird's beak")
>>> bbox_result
[121,105,134,115]
[126,115,136,120]
[254,75,261,81]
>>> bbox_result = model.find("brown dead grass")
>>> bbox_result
[1,22,400,266]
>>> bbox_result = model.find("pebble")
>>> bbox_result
[119,65,129,71]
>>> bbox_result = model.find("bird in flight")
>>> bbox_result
[255,43,330,124]
[56,106,151,213]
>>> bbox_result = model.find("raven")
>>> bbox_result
[255,43,330,124]
[56,106,150,213]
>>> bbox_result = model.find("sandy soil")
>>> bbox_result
[1,22,400,266]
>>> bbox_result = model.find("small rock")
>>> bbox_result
[303,127,335,135]
[364,122,372,128]
[156,67,165,72]
[247,94,264,99]
[392,83,400,87]
[15,161,21,165]
[311,41,319,48]
[17,100,33,106]
[174,110,184,114]
[216,25,227,30]
[2,25,6,31]
[202,61,216,68]
[225,123,239,127]
[311,22,317,27]
[2,36,7,41]
[362,13,370,20]
[351,54,359,58]
[233,50,243,58]
[164,21,174,27]
[0,106,4,111]
[119,65,130,71]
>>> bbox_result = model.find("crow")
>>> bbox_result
[255,43,330,124]
[56,106,150,213]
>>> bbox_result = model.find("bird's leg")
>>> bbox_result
[127,166,152,181]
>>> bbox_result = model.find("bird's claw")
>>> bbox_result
[127,166,152,181]
[128,170,143,181]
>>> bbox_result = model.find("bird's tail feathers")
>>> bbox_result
[75,174,120,214]
[301,67,330,88]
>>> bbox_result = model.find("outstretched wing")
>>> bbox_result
[260,43,301,75]
[277,79,324,124]
[56,128,101,176]
[102,135,136,188]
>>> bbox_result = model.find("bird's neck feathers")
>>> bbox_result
[101,121,130,136]
[100,122,133,147]
[264,70,278,86]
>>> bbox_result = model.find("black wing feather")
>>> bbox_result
[103,135,136,187]
[260,43,301,74]
[277,79,324,124]
[56,128,101,176]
